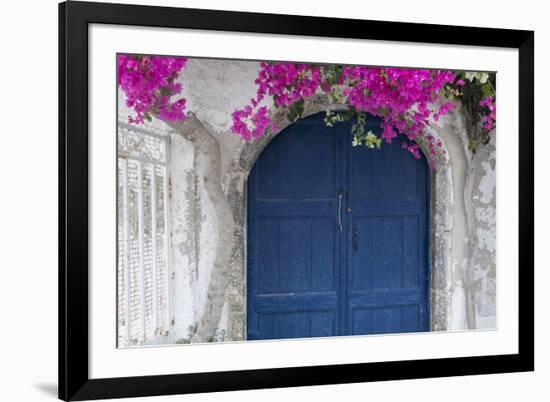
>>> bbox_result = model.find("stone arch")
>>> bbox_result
[223,94,454,340]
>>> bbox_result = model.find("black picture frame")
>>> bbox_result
[59,1,534,400]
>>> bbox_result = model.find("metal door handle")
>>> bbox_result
[338,193,343,232]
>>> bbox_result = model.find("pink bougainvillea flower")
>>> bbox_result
[232,62,460,165]
[231,105,272,141]
[118,54,188,124]
[479,95,496,131]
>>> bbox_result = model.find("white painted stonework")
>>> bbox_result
[117,58,497,345]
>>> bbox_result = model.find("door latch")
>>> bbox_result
[352,224,359,252]
[337,193,343,232]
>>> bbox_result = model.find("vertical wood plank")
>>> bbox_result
[162,164,172,331]
[136,161,146,342]
[311,219,334,291]
[257,219,279,293]
[121,159,131,345]
[279,220,310,292]
[150,164,159,333]
[402,216,419,287]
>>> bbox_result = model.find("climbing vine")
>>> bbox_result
[118,54,496,167]
[457,72,496,152]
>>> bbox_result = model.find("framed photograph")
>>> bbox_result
[59,1,534,400]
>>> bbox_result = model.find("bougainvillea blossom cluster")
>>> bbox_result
[230,104,275,141]
[118,54,188,124]
[231,62,463,160]
[479,95,496,131]
[231,62,325,141]
[117,55,496,166]
[254,62,323,106]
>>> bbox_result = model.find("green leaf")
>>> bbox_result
[364,130,381,149]
[468,139,478,153]
[479,72,489,84]
[464,71,476,82]
[323,65,343,86]
[481,83,494,97]
[287,100,305,122]
[159,87,172,96]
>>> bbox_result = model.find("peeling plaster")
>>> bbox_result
[468,135,497,328]
[478,161,496,204]
[143,60,498,342]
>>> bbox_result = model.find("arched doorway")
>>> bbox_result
[246,112,430,340]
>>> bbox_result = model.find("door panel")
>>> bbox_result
[256,311,337,340]
[347,122,429,336]
[247,112,429,340]
[247,114,342,340]
[256,119,338,200]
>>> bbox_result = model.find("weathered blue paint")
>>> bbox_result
[247,112,429,340]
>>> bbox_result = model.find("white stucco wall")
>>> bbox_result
[432,117,496,330]
[117,58,497,343]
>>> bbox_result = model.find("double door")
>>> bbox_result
[247,112,429,340]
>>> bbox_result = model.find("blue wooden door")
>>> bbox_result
[247,112,429,340]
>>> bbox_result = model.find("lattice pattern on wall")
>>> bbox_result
[117,123,171,347]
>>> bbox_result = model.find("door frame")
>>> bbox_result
[222,96,455,340]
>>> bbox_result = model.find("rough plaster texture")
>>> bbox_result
[118,59,497,343]
[430,114,497,331]
[468,135,497,329]
[434,117,472,330]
